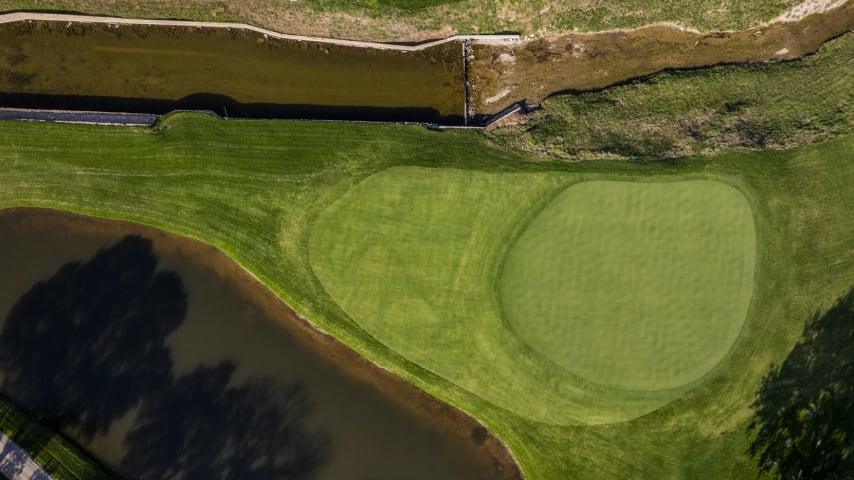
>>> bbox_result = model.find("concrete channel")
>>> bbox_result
[0,12,519,127]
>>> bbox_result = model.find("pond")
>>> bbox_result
[0,208,519,480]
[0,17,465,124]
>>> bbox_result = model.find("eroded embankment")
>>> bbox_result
[471,0,854,115]
[1,4,850,125]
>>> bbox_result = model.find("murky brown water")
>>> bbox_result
[0,6,848,124]
[0,19,465,123]
[0,208,519,480]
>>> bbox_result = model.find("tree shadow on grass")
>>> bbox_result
[748,287,854,479]
[0,425,53,480]
[0,435,29,479]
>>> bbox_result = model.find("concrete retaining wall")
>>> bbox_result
[0,108,158,126]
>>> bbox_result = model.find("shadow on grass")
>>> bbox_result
[0,434,30,479]
[0,421,52,480]
[0,235,328,478]
[0,92,461,125]
[748,287,854,479]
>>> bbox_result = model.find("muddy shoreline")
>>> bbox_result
[471,1,854,115]
[0,206,523,480]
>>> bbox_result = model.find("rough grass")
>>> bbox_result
[373,0,463,9]
[0,0,809,41]
[499,180,756,392]
[487,31,854,161]
[0,115,851,479]
[0,396,116,480]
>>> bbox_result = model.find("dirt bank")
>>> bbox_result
[471,0,853,115]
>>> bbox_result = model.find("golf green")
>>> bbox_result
[2,111,852,480]
[309,168,757,423]
[499,180,756,391]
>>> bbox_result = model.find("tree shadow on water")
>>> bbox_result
[0,234,329,479]
[120,362,329,480]
[0,235,186,441]
[748,287,854,480]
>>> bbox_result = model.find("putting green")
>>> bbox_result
[309,167,600,423]
[309,167,759,423]
[500,180,756,391]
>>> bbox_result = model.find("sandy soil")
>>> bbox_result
[771,0,849,22]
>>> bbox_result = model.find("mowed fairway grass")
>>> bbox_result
[499,181,756,392]
[310,172,755,423]
[0,114,852,480]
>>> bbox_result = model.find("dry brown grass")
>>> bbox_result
[484,31,854,161]
[2,0,839,42]
[470,1,854,115]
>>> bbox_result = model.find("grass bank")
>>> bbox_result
[0,114,851,479]
[0,0,827,41]
[0,396,115,480]
[485,31,853,160]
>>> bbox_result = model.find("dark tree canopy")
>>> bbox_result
[121,362,329,480]
[0,235,186,439]
[748,288,854,480]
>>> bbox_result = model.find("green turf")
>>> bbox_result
[0,396,116,480]
[309,170,758,422]
[499,180,755,391]
[0,115,852,479]
[308,167,655,425]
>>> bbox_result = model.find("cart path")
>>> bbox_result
[0,432,52,480]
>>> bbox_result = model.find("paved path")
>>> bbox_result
[0,108,158,126]
[0,432,52,480]
[0,12,519,51]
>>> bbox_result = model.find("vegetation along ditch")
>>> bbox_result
[0,5,851,126]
